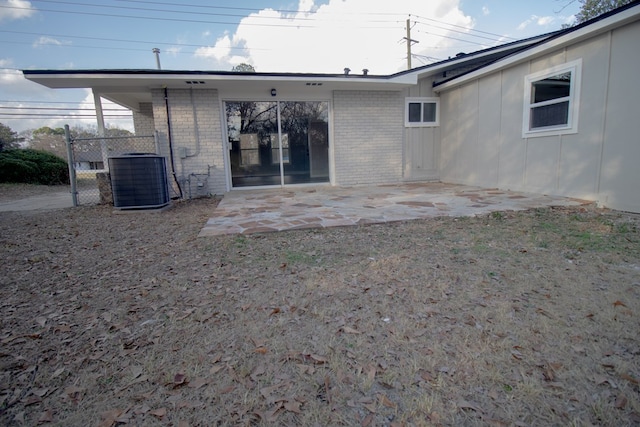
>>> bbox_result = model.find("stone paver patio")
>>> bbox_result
[198,182,589,237]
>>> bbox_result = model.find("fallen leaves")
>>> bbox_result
[149,407,167,419]
[169,373,188,389]
[1,203,639,426]
[340,326,361,334]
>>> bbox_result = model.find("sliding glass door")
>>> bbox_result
[225,100,329,188]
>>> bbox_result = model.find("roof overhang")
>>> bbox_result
[22,32,555,111]
[389,32,554,82]
[22,70,414,110]
[433,2,640,92]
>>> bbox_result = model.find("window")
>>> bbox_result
[405,97,439,127]
[523,59,582,138]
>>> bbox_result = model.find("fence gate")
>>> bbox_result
[64,125,158,206]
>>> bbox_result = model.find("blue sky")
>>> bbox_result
[0,0,580,132]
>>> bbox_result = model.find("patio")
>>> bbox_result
[198,182,588,236]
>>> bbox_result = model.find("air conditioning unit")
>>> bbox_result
[108,154,170,209]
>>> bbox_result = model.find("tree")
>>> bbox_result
[231,63,256,73]
[570,0,634,24]
[29,126,68,159]
[0,123,24,152]
[28,125,135,161]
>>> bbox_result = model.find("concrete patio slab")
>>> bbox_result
[199,182,589,237]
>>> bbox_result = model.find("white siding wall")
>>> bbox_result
[150,88,226,197]
[333,90,404,186]
[438,19,640,212]
[599,21,640,212]
[403,77,440,181]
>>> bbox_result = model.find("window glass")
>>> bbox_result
[405,97,439,127]
[408,102,422,122]
[530,101,570,129]
[531,71,571,103]
[422,102,437,123]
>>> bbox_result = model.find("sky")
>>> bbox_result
[0,0,580,133]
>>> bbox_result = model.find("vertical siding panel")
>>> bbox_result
[457,82,480,184]
[477,73,501,187]
[497,62,529,191]
[557,32,611,199]
[439,89,459,183]
[600,21,640,212]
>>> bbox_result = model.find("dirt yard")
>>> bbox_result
[1,184,639,426]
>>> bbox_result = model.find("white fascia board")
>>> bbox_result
[24,71,409,91]
[433,5,640,93]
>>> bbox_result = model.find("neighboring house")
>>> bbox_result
[73,152,105,171]
[23,2,640,212]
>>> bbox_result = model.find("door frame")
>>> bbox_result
[221,97,334,191]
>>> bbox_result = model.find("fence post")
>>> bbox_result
[64,125,78,207]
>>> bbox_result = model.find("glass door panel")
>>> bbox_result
[225,100,329,187]
[279,101,329,184]
[226,101,280,187]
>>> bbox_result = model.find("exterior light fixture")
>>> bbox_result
[271,88,277,97]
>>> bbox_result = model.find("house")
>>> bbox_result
[73,151,105,171]
[23,2,640,213]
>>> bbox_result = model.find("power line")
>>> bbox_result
[413,19,508,43]
[0,106,128,111]
[4,2,401,29]
[115,0,408,18]
[411,14,517,41]
[31,0,318,22]
[0,3,315,28]
[0,100,124,105]
[0,30,265,52]
[413,28,499,49]
[0,113,132,117]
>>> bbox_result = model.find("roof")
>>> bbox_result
[433,0,640,91]
[22,1,640,108]
[22,33,549,110]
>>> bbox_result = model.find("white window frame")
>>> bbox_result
[405,97,440,127]
[522,58,582,138]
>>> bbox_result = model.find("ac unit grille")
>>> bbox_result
[108,154,170,209]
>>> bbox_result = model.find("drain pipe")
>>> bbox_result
[164,87,183,199]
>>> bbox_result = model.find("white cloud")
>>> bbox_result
[0,58,14,68]
[195,34,233,62]
[536,16,554,26]
[0,0,36,22]
[32,36,72,48]
[166,47,182,57]
[193,0,474,74]
[482,6,490,16]
[517,14,559,31]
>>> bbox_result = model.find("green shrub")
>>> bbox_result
[0,149,69,185]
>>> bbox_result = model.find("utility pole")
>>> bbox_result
[404,18,419,70]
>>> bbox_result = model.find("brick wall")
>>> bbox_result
[151,88,226,197]
[332,90,404,186]
[132,102,155,136]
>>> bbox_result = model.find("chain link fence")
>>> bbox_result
[65,128,158,206]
